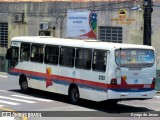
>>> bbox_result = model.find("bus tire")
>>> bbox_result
[19,75,29,94]
[69,86,79,104]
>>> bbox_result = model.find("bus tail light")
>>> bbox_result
[152,77,156,84]
[111,78,117,85]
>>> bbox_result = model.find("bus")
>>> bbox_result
[6,36,156,104]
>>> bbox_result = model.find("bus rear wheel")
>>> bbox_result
[69,86,79,104]
[20,76,29,94]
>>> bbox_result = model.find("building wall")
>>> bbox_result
[152,1,160,69]
[1,1,160,71]
[97,1,143,44]
[0,1,143,40]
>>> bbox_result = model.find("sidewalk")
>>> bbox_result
[0,72,7,76]
[0,72,7,78]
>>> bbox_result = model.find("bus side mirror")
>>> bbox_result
[6,48,13,60]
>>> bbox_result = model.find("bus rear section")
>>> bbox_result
[108,48,156,100]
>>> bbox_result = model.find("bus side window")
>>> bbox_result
[31,44,44,63]
[20,43,30,61]
[59,47,75,67]
[45,45,59,65]
[75,49,92,70]
[92,50,107,72]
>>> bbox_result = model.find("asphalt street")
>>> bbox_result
[0,72,160,120]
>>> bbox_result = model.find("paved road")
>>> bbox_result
[0,73,160,120]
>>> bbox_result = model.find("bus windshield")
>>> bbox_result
[115,49,155,67]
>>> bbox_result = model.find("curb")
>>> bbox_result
[0,72,7,76]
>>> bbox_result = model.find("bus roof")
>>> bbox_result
[11,36,154,50]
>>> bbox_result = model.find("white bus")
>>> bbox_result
[6,36,156,104]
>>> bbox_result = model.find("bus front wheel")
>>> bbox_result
[69,86,79,104]
[20,76,29,94]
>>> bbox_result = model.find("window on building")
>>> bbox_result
[92,50,107,72]
[0,23,8,47]
[99,26,122,43]
[30,44,44,63]
[45,45,59,65]
[59,47,75,67]
[75,49,92,70]
[20,43,30,61]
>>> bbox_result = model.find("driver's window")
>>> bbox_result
[11,47,19,68]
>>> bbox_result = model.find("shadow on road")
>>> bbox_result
[9,89,154,114]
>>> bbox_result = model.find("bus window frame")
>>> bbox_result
[92,49,107,72]
[75,48,92,70]
[30,43,45,63]
[44,45,59,65]
[115,48,155,68]
[59,46,75,68]
[20,42,31,62]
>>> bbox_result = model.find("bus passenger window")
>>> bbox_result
[20,43,30,61]
[92,50,107,72]
[75,49,92,70]
[59,47,75,67]
[45,45,59,65]
[31,44,44,63]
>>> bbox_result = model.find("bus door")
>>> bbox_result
[6,42,20,70]
[115,49,155,89]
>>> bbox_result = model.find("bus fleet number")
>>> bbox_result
[143,84,151,88]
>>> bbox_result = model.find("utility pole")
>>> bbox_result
[143,0,153,46]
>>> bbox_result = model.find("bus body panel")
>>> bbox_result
[79,88,107,101]
[121,67,156,84]
[9,60,109,101]
[7,36,156,102]
[107,49,156,100]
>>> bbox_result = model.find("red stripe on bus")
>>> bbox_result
[9,68,155,89]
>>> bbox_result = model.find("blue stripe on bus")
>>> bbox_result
[9,72,154,93]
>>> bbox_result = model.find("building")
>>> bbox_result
[0,0,160,72]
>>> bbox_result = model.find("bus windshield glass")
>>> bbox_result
[115,49,155,67]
